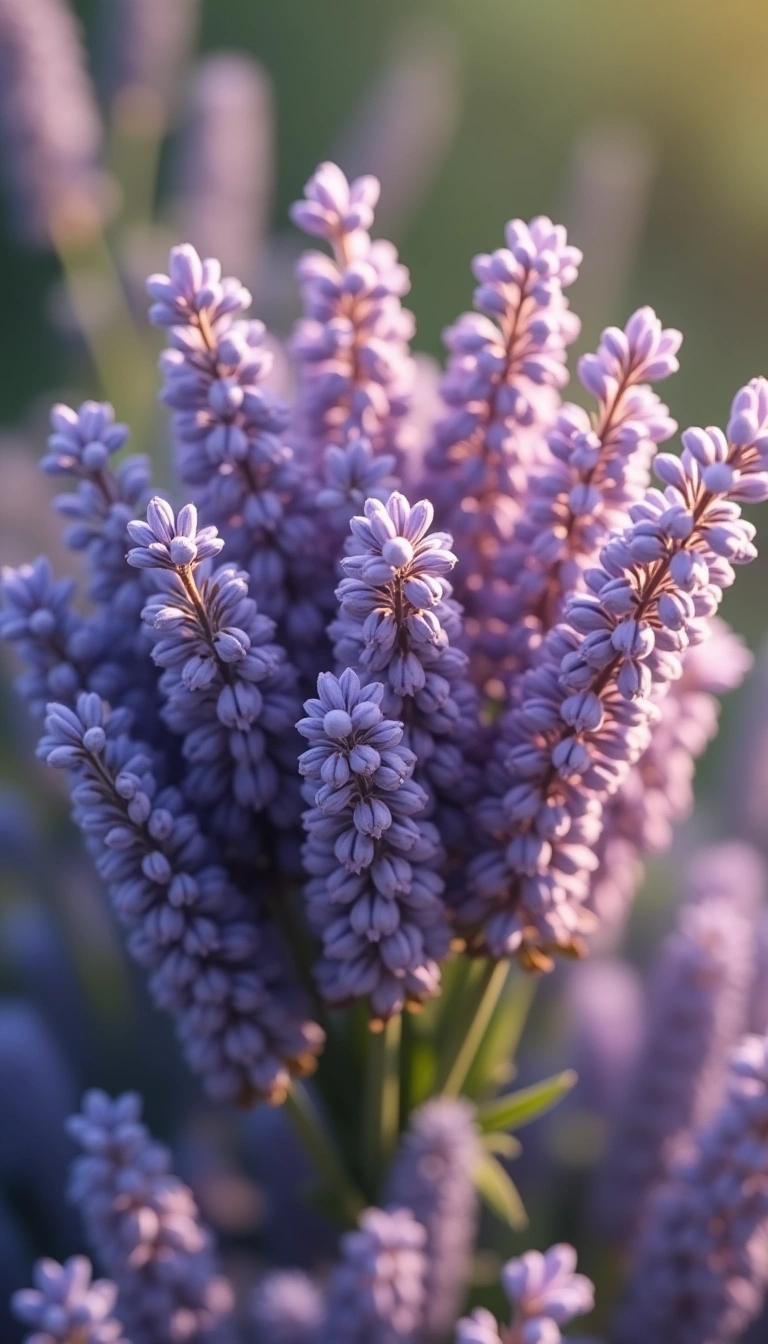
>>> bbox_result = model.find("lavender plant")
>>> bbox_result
[1,40,768,1340]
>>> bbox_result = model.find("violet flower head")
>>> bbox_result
[297,668,449,1019]
[455,1244,594,1344]
[147,245,325,660]
[594,878,755,1248]
[12,1256,128,1344]
[39,692,324,1102]
[331,491,480,835]
[290,161,416,465]
[386,1097,481,1340]
[0,0,106,247]
[129,498,303,851]
[424,215,581,672]
[463,378,768,967]
[496,306,681,673]
[316,433,397,537]
[0,557,85,714]
[616,1033,768,1344]
[325,1205,427,1344]
[67,1089,233,1344]
[251,1270,324,1344]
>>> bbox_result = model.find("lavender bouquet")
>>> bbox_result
[2,6,768,1344]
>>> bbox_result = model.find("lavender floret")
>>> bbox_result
[12,1256,128,1344]
[251,1270,324,1344]
[325,1206,426,1344]
[455,1243,594,1344]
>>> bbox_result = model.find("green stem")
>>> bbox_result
[284,1081,365,1227]
[50,216,158,459]
[438,959,510,1098]
[363,1014,402,1193]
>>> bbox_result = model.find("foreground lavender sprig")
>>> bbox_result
[386,1098,481,1340]
[290,161,416,465]
[67,1090,232,1344]
[331,491,480,838]
[12,1256,127,1344]
[40,692,323,1102]
[594,869,756,1248]
[455,1244,594,1344]
[463,378,768,966]
[616,1034,768,1344]
[425,215,581,672]
[325,1206,426,1344]
[128,497,302,850]
[497,307,681,672]
[298,669,449,1019]
[0,0,106,246]
[147,245,324,656]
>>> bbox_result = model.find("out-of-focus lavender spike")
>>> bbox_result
[749,910,768,1034]
[386,1097,480,1340]
[0,0,107,248]
[147,244,327,670]
[462,378,768,968]
[560,120,656,335]
[330,491,481,846]
[616,1033,768,1344]
[251,1270,324,1344]
[12,1255,128,1344]
[68,1090,233,1344]
[563,960,644,1120]
[725,638,768,854]
[588,618,753,948]
[332,17,461,239]
[173,53,273,284]
[455,1243,594,1344]
[98,0,200,123]
[325,1206,426,1344]
[298,669,450,1020]
[0,556,89,715]
[128,497,303,855]
[594,860,757,1248]
[290,161,416,467]
[423,215,581,685]
[40,693,324,1103]
[496,306,681,674]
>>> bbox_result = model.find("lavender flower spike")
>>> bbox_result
[298,668,450,1019]
[0,0,106,247]
[497,306,681,671]
[455,1244,594,1344]
[325,1206,426,1344]
[290,161,416,464]
[616,1033,768,1344]
[129,498,303,849]
[68,1089,233,1344]
[40,692,324,1102]
[463,377,768,966]
[147,245,324,658]
[331,490,480,836]
[594,877,755,1248]
[424,215,581,673]
[386,1097,481,1340]
[12,1256,128,1344]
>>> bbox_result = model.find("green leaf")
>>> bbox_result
[477,1069,577,1133]
[481,1131,522,1160]
[462,971,537,1099]
[474,1151,528,1230]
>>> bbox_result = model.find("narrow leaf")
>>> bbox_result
[474,1151,528,1230]
[481,1131,522,1160]
[477,1069,577,1133]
